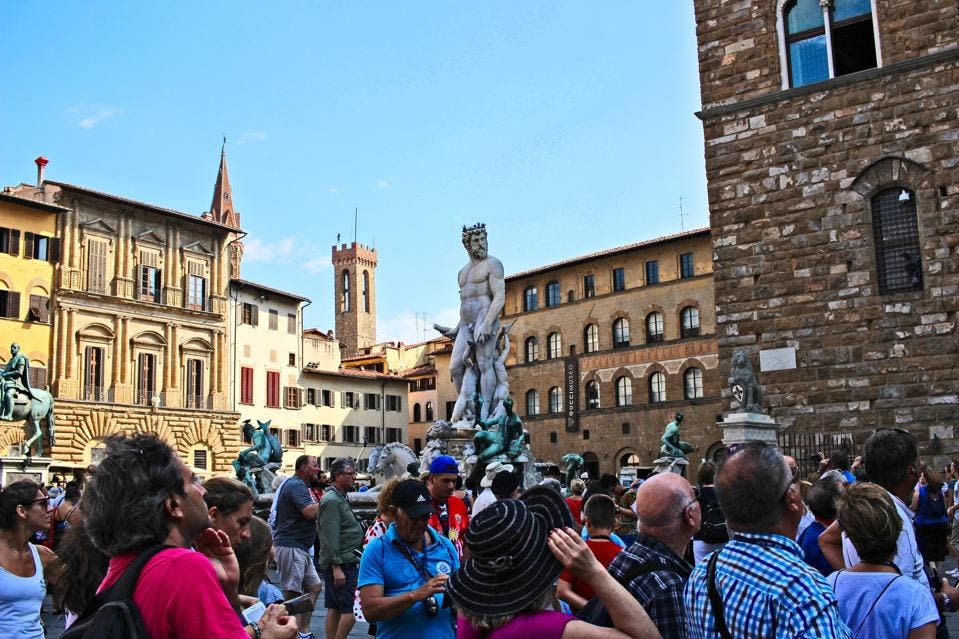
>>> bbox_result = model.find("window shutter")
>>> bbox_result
[48,238,60,263]
[28,366,47,390]
[6,292,20,319]
[251,305,259,326]
[24,233,34,260]
[8,230,19,256]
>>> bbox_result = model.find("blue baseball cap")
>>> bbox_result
[429,455,459,475]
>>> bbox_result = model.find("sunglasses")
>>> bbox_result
[779,467,800,504]
[22,498,48,509]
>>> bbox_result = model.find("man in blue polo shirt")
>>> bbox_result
[358,479,459,639]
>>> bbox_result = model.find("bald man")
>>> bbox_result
[583,472,699,638]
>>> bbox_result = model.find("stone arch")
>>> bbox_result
[133,413,176,446]
[25,278,50,296]
[0,272,12,289]
[177,417,229,461]
[181,337,214,353]
[614,446,642,471]
[851,156,932,200]
[68,411,121,457]
[0,426,25,453]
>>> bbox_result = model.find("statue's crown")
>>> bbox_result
[462,222,486,234]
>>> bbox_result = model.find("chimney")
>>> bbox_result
[35,156,48,190]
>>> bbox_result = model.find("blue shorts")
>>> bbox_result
[322,563,359,612]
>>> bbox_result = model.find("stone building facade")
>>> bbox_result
[332,242,377,357]
[503,229,722,477]
[230,279,309,473]
[7,176,242,473]
[692,1,959,456]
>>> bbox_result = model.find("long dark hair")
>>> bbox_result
[50,522,110,615]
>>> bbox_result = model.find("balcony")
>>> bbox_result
[135,390,166,407]
[185,394,212,410]
[83,385,106,402]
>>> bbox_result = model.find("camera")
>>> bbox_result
[810,452,824,463]
[424,595,439,617]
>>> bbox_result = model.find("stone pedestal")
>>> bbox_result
[0,456,53,485]
[652,457,689,475]
[717,412,781,448]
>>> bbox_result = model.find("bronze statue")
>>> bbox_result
[0,343,55,458]
[660,412,694,459]
[233,419,283,494]
[473,396,525,462]
[728,350,764,413]
[561,453,584,487]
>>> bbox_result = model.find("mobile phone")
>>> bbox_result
[283,593,315,616]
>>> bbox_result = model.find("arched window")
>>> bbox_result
[523,286,538,311]
[548,387,561,414]
[362,271,370,313]
[547,332,562,359]
[525,389,539,416]
[612,318,630,348]
[545,281,561,307]
[649,372,666,403]
[413,403,422,422]
[425,401,434,422]
[524,337,539,363]
[646,312,664,343]
[341,270,350,312]
[585,380,600,409]
[680,306,700,338]
[872,188,923,294]
[684,368,704,400]
[615,376,632,407]
[583,324,599,353]
[782,0,877,89]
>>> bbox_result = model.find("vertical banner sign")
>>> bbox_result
[565,355,579,432]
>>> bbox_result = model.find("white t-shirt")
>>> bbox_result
[841,490,925,583]
[827,571,938,637]
[471,488,496,516]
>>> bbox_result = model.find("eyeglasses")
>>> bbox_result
[779,467,800,504]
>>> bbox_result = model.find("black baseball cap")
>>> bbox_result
[390,479,435,518]
[491,471,520,499]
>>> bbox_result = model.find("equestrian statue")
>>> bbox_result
[0,343,55,458]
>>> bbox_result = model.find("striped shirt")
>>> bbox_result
[684,532,851,639]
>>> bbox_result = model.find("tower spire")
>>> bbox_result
[208,137,240,228]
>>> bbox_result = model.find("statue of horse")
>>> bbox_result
[8,388,56,459]
[370,442,418,480]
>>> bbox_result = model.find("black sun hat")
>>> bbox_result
[446,485,574,618]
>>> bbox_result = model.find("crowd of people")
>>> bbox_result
[1,429,958,638]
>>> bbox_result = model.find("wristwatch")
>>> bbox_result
[942,593,953,612]
[248,622,262,639]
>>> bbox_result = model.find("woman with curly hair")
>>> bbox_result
[48,522,109,628]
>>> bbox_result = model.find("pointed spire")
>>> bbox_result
[208,137,240,227]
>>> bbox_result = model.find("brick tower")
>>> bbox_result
[202,138,243,278]
[332,242,377,356]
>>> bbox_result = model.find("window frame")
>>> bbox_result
[525,389,539,416]
[646,312,664,343]
[644,261,659,285]
[615,376,632,407]
[778,0,880,90]
[545,281,561,307]
[679,253,695,279]
[524,337,539,363]
[523,285,538,312]
[583,274,595,299]
[583,324,599,353]
[546,332,562,359]
[585,380,600,410]
[612,317,630,348]
[649,371,666,404]
[680,306,701,338]
[871,187,924,295]
[684,367,704,400]
[612,268,626,292]
[548,386,561,414]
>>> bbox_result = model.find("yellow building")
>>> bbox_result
[0,192,64,410]
[6,158,244,474]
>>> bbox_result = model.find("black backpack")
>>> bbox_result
[697,490,729,544]
[61,545,168,639]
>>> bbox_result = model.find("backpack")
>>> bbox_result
[61,545,168,639]
[697,489,729,544]
[921,486,947,520]
[578,559,686,627]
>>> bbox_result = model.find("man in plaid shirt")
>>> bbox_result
[597,472,699,638]
[684,442,850,639]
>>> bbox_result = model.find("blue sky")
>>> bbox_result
[0,2,708,343]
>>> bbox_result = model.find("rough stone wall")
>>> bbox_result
[0,401,242,473]
[693,0,959,452]
[332,243,377,357]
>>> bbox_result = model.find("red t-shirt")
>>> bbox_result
[565,497,583,526]
[429,495,469,556]
[98,547,247,639]
[559,539,622,602]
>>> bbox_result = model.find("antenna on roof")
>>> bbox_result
[354,207,358,244]
[678,196,688,232]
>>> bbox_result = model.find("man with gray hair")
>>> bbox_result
[684,441,850,638]
[317,458,363,639]
[579,472,699,637]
